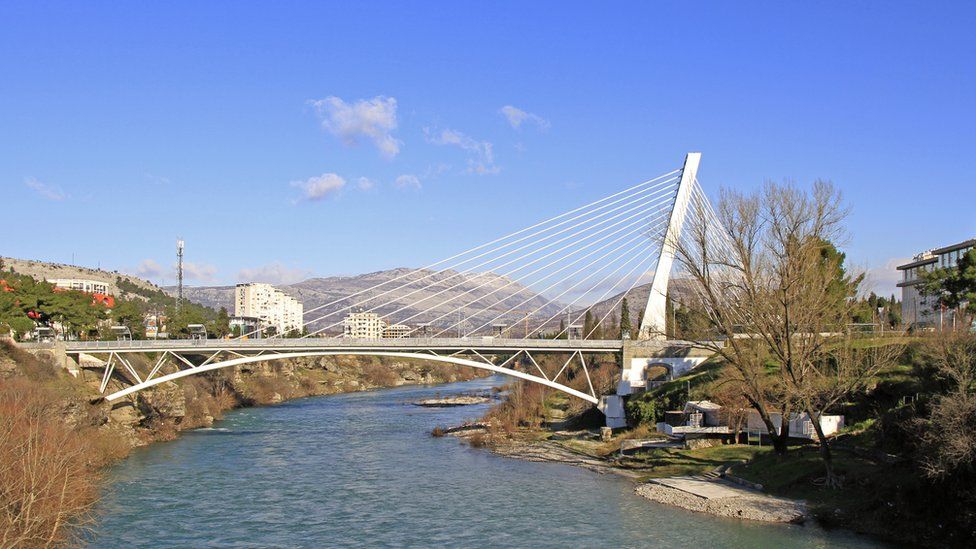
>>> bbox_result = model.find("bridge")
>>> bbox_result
[23,153,728,427]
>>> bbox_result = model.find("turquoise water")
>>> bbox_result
[91,377,883,547]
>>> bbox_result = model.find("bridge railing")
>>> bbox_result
[17,337,625,352]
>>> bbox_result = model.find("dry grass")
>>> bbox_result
[0,378,101,547]
[362,363,399,387]
[485,382,547,434]
[467,432,487,448]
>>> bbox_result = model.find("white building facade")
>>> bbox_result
[47,278,110,295]
[342,311,385,339]
[234,283,304,335]
[897,238,975,328]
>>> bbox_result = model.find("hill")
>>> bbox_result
[1,256,165,300]
[176,268,568,335]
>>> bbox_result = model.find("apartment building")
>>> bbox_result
[342,310,386,339]
[897,237,975,328]
[383,324,410,338]
[47,278,109,295]
[234,283,304,335]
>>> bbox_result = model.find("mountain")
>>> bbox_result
[564,278,699,332]
[176,268,568,335]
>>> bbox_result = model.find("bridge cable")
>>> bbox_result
[241,168,679,339]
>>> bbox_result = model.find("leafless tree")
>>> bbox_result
[663,180,898,487]
[914,333,976,479]
[0,379,100,547]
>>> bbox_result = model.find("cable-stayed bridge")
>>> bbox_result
[25,153,731,426]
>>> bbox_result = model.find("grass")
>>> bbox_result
[732,444,883,511]
[632,444,769,480]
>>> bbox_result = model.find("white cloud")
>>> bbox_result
[291,173,346,202]
[134,259,217,283]
[182,262,218,283]
[237,262,312,285]
[421,163,450,179]
[394,174,421,190]
[309,95,401,158]
[425,127,499,175]
[864,257,911,298]
[357,176,376,191]
[24,177,66,201]
[145,173,171,185]
[499,105,549,130]
[135,259,165,278]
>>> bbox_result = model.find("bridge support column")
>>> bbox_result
[638,152,701,340]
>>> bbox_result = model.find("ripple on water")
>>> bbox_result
[92,376,885,548]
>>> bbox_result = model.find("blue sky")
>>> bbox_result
[2,2,974,297]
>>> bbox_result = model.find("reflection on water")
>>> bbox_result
[92,376,882,548]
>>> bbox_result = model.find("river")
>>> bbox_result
[91,376,883,547]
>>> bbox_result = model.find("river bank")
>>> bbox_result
[0,341,486,544]
[89,375,877,547]
[445,424,810,524]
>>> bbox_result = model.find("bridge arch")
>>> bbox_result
[102,351,599,404]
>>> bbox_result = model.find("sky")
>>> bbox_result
[2,2,974,298]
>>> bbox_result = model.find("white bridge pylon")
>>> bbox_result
[59,153,725,406]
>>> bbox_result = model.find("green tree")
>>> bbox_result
[582,310,595,339]
[619,297,632,338]
[111,299,146,339]
[920,248,976,323]
[212,307,231,338]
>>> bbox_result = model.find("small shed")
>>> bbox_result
[683,400,723,427]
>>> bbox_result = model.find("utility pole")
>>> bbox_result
[176,238,185,314]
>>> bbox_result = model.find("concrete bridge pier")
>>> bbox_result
[602,340,713,428]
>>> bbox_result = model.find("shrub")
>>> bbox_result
[625,395,659,426]
[468,432,487,448]
[0,378,100,546]
[362,363,398,387]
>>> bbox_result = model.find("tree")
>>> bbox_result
[619,298,632,339]
[212,307,231,338]
[582,310,595,340]
[920,248,976,326]
[111,299,146,339]
[911,333,976,479]
[669,181,898,486]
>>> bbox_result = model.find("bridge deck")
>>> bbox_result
[22,337,629,355]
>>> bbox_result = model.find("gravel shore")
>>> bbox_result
[635,481,807,523]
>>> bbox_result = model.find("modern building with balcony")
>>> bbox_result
[897,237,975,328]
[234,283,304,335]
[382,323,410,338]
[342,310,385,339]
[47,278,110,295]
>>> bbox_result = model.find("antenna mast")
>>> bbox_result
[177,238,185,313]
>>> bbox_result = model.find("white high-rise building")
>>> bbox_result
[234,283,304,335]
[342,310,386,339]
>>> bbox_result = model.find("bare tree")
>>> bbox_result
[913,333,976,479]
[665,181,897,487]
[0,379,100,546]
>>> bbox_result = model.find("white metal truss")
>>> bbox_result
[80,345,612,405]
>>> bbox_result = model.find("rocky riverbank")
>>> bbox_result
[443,422,808,525]
[635,478,807,523]
[414,392,493,407]
[3,342,487,454]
